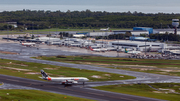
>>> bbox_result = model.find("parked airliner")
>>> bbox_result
[100,27,109,31]
[89,46,107,52]
[21,42,36,47]
[125,48,141,54]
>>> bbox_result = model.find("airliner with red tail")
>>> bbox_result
[89,46,107,52]
[21,43,36,47]
[40,70,89,85]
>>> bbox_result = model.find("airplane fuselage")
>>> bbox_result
[22,43,36,47]
[100,27,109,31]
[45,77,89,84]
[40,70,89,84]
[92,48,107,52]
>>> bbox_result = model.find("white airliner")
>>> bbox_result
[127,51,141,54]
[92,48,107,52]
[21,42,36,47]
[40,70,89,85]
[100,27,109,31]
[89,46,107,52]
[125,48,141,54]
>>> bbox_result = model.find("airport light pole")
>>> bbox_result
[88,29,90,50]
[32,22,34,37]
[56,23,58,37]
[49,26,50,45]
[36,24,39,49]
[135,23,137,27]
[83,24,84,31]
[167,33,169,42]
[101,32,103,44]
[24,24,26,42]
[117,35,120,57]
[23,24,25,31]
[7,24,9,41]
[145,40,146,55]
[37,25,39,35]
[68,33,70,48]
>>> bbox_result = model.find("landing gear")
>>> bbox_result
[83,82,85,87]
[64,84,67,88]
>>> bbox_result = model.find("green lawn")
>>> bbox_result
[0,59,135,82]
[34,55,180,68]
[0,28,132,35]
[29,28,132,32]
[93,83,180,101]
[0,89,94,101]
[33,55,180,76]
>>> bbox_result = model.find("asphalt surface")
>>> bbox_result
[0,42,129,57]
[0,74,164,101]
[0,42,179,100]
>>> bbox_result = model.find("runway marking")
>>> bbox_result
[5,79,41,86]
[86,92,104,96]
[27,83,32,87]
[6,79,20,82]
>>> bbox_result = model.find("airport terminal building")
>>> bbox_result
[108,40,167,52]
[153,29,180,35]
[67,27,180,37]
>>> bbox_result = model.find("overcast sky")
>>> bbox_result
[0,0,180,13]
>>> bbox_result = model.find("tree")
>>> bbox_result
[59,32,63,38]
[65,33,69,37]
[0,10,180,30]
[69,34,73,38]
[31,35,35,39]
[125,32,132,38]
[46,34,51,37]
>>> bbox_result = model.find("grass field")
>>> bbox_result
[0,28,132,35]
[33,55,180,76]
[26,28,132,32]
[0,89,93,101]
[0,58,135,82]
[93,83,180,101]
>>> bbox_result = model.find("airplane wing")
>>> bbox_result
[62,80,78,84]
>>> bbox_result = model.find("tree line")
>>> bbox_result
[149,33,180,41]
[0,10,180,30]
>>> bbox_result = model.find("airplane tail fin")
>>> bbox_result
[89,46,93,51]
[41,70,49,79]
[125,48,128,53]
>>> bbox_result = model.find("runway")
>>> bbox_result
[0,74,164,101]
